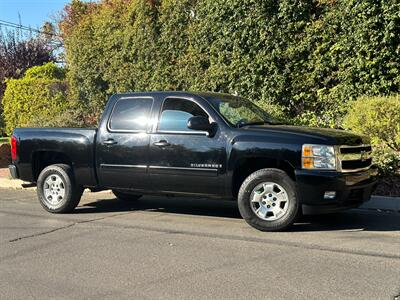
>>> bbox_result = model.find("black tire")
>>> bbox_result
[112,190,142,201]
[238,168,299,231]
[37,164,83,213]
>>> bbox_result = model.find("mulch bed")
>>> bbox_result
[0,143,11,169]
[374,176,400,197]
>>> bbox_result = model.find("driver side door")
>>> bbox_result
[148,97,226,196]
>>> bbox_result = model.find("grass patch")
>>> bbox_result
[0,137,10,144]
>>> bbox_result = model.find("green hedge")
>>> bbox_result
[2,63,68,135]
[60,0,400,126]
[343,95,400,175]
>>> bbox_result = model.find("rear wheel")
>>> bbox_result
[112,190,142,201]
[37,164,83,213]
[238,168,299,231]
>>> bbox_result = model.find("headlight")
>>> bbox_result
[302,144,336,170]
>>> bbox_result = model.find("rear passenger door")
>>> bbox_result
[97,96,153,190]
[148,97,226,196]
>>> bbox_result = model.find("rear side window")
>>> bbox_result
[109,97,153,131]
[158,98,208,132]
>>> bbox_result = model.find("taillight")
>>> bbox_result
[11,136,17,161]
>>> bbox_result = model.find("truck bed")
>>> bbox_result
[13,128,98,186]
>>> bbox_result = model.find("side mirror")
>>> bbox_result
[187,116,212,132]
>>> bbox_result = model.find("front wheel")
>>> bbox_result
[238,168,299,231]
[37,164,83,213]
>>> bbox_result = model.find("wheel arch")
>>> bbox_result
[231,156,296,198]
[32,151,73,182]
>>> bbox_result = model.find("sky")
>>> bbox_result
[0,0,94,31]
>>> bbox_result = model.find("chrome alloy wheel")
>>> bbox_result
[43,174,66,208]
[250,182,290,221]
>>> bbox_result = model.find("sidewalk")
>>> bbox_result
[0,168,30,190]
[0,167,399,212]
[0,168,9,179]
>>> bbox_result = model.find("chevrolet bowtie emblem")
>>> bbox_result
[360,150,367,161]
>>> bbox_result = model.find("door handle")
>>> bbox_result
[103,139,117,145]
[153,140,171,147]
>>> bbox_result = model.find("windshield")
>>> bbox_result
[207,94,278,127]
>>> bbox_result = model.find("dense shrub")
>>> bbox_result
[343,95,400,176]
[0,29,55,135]
[343,96,400,151]
[2,62,69,135]
[59,0,400,126]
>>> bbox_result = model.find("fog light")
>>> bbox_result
[324,191,336,200]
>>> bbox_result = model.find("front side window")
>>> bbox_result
[158,98,209,132]
[109,97,153,131]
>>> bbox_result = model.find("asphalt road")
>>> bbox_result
[1,188,400,300]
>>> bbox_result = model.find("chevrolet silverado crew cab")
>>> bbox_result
[9,92,378,231]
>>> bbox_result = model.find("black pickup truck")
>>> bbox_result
[9,91,378,231]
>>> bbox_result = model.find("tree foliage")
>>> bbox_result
[60,0,400,127]
[2,62,68,135]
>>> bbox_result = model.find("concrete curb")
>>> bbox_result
[0,177,399,212]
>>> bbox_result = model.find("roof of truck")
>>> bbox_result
[113,91,238,100]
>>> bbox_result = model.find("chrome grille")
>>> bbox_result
[338,145,372,172]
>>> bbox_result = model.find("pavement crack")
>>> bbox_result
[8,223,76,242]
[8,211,134,243]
